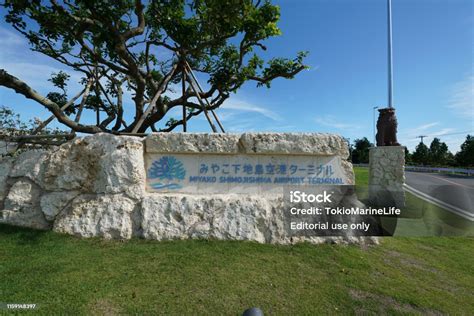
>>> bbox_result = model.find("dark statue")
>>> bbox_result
[376,108,400,146]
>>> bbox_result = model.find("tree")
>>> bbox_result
[445,151,456,166]
[351,137,372,164]
[428,137,450,166]
[404,147,411,164]
[1,106,62,154]
[0,0,308,134]
[1,106,30,136]
[0,106,60,136]
[455,135,474,167]
[411,142,429,165]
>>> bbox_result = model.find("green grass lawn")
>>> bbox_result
[1,169,473,315]
[1,225,474,315]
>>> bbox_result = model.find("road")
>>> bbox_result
[404,171,474,220]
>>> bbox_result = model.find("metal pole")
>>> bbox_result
[182,69,187,132]
[387,0,393,108]
[184,61,225,133]
[183,67,218,133]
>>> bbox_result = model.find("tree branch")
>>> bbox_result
[123,0,145,40]
[131,62,178,133]
[248,65,306,85]
[0,69,102,134]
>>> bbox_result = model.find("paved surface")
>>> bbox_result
[405,171,474,218]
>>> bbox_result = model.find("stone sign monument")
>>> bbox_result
[145,154,348,194]
[0,133,378,245]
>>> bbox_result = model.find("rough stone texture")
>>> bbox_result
[90,134,145,200]
[0,156,14,206]
[140,194,277,243]
[341,159,355,185]
[0,133,377,245]
[239,133,349,158]
[41,138,102,192]
[1,178,50,230]
[4,179,40,211]
[0,141,17,156]
[9,150,48,184]
[140,194,378,245]
[145,132,349,158]
[42,133,145,198]
[146,133,241,154]
[40,191,80,221]
[368,146,405,208]
[53,194,137,239]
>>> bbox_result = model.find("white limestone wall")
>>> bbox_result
[368,146,406,208]
[0,133,377,245]
[0,140,18,156]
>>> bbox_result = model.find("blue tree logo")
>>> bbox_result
[148,156,186,190]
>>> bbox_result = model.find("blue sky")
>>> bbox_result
[0,0,472,152]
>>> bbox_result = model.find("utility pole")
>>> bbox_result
[416,135,427,144]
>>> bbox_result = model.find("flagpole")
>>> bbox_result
[387,0,393,108]
[375,0,399,147]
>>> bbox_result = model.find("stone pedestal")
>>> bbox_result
[369,146,405,208]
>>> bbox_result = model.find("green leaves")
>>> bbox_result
[254,51,308,88]
[0,105,62,142]
[243,1,281,42]
[48,71,70,94]
[2,0,308,132]
[165,117,178,128]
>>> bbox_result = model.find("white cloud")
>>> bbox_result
[307,65,320,72]
[401,122,439,137]
[400,126,467,152]
[220,98,281,121]
[431,128,457,137]
[399,76,473,152]
[0,27,32,64]
[1,62,83,92]
[153,95,282,132]
[314,115,358,130]
[415,122,439,131]
[0,27,25,47]
[158,85,281,123]
[443,137,470,154]
[399,122,462,151]
[226,120,258,132]
[447,75,474,119]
